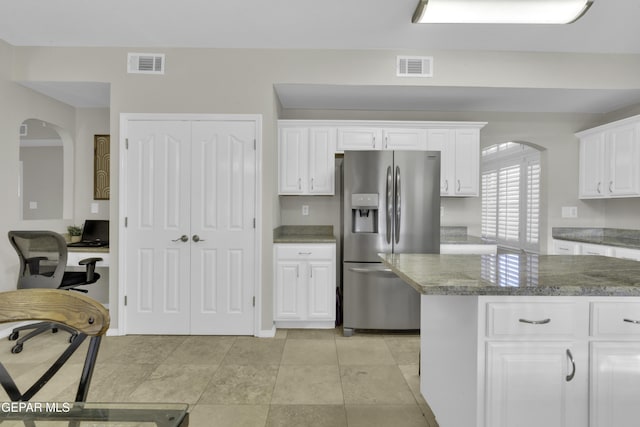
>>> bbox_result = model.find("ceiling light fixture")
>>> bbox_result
[412,0,594,24]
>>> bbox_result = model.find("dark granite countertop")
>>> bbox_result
[273,225,336,243]
[379,253,640,296]
[553,227,640,250]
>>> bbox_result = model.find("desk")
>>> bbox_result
[0,402,189,426]
[67,247,110,267]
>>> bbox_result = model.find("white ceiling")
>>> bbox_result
[4,0,640,113]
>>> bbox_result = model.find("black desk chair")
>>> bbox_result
[0,289,109,402]
[7,230,104,354]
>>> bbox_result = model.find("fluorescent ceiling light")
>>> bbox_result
[412,0,594,24]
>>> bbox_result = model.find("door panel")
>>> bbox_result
[125,121,191,334]
[190,121,255,335]
[343,150,393,262]
[125,118,256,335]
[393,151,440,254]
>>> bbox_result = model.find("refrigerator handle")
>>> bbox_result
[386,165,393,244]
[395,165,401,244]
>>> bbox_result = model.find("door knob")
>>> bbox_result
[192,235,205,242]
[172,235,189,242]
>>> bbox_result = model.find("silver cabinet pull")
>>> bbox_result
[609,181,613,193]
[445,179,448,192]
[597,182,601,193]
[310,178,314,190]
[623,318,640,324]
[298,178,302,190]
[172,235,189,242]
[385,136,388,149]
[372,136,376,148]
[192,235,205,242]
[298,252,312,255]
[457,179,461,192]
[566,349,576,382]
[518,318,551,325]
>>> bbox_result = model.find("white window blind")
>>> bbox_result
[525,160,540,247]
[497,165,520,245]
[481,142,540,253]
[482,171,497,239]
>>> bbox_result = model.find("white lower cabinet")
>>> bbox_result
[485,341,587,427]
[590,342,640,427]
[274,243,336,328]
[420,296,640,427]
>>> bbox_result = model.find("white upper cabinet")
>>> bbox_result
[279,120,485,197]
[278,126,336,195]
[427,127,480,197]
[337,127,428,151]
[337,127,383,151]
[577,115,640,199]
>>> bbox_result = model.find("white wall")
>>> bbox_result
[3,42,640,330]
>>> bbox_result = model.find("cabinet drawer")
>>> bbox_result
[591,302,640,336]
[275,244,334,260]
[487,302,580,338]
[552,239,581,255]
[581,243,612,256]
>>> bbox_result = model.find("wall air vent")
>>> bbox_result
[127,53,165,75]
[397,56,433,77]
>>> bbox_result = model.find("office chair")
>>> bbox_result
[0,289,109,402]
[7,230,103,354]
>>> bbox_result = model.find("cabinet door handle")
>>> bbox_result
[566,349,576,382]
[298,178,302,190]
[385,136,388,149]
[298,252,312,255]
[623,318,640,324]
[310,178,314,190]
[457,179,461,192]
[518,318,551,325]
[597,182,601,193]
[296,265,299,278]
[609,181,613,193]
[445,179,448,192]
[372,136,376,148]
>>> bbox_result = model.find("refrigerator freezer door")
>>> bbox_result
[392,151,441,254]
[343,151,393,262]
[343,262,420,333]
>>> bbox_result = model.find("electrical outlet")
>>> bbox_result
[302,205,309,216]
[29,201,38,210]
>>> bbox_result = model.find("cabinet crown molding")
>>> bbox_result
[575,114,640,137]
[278,119,487,129]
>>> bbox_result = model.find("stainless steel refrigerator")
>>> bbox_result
[342,150,440,336]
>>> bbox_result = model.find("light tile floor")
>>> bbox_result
[1,328,440,427]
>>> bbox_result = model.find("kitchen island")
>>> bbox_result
[379,253,640,427]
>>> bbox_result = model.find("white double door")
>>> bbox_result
[124,119,256,335]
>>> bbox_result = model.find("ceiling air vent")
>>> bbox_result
[397,56,433,77]
[127,53,165,75]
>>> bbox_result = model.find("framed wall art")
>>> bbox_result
[94,134,110,200]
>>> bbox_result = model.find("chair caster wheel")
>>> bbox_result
[11,343,23,354]
[52,327,59,334]
[8,331,19,341]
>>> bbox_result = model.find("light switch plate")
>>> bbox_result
[29,201,38,209]
[302,205,309,216]
[561,206,578,218]
[91,203,99,214]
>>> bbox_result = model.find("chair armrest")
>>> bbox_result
[78,257,103,266]
[78,257,103,283]
[25,256,48,274]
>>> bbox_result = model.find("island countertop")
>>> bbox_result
[379,253,640,296]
